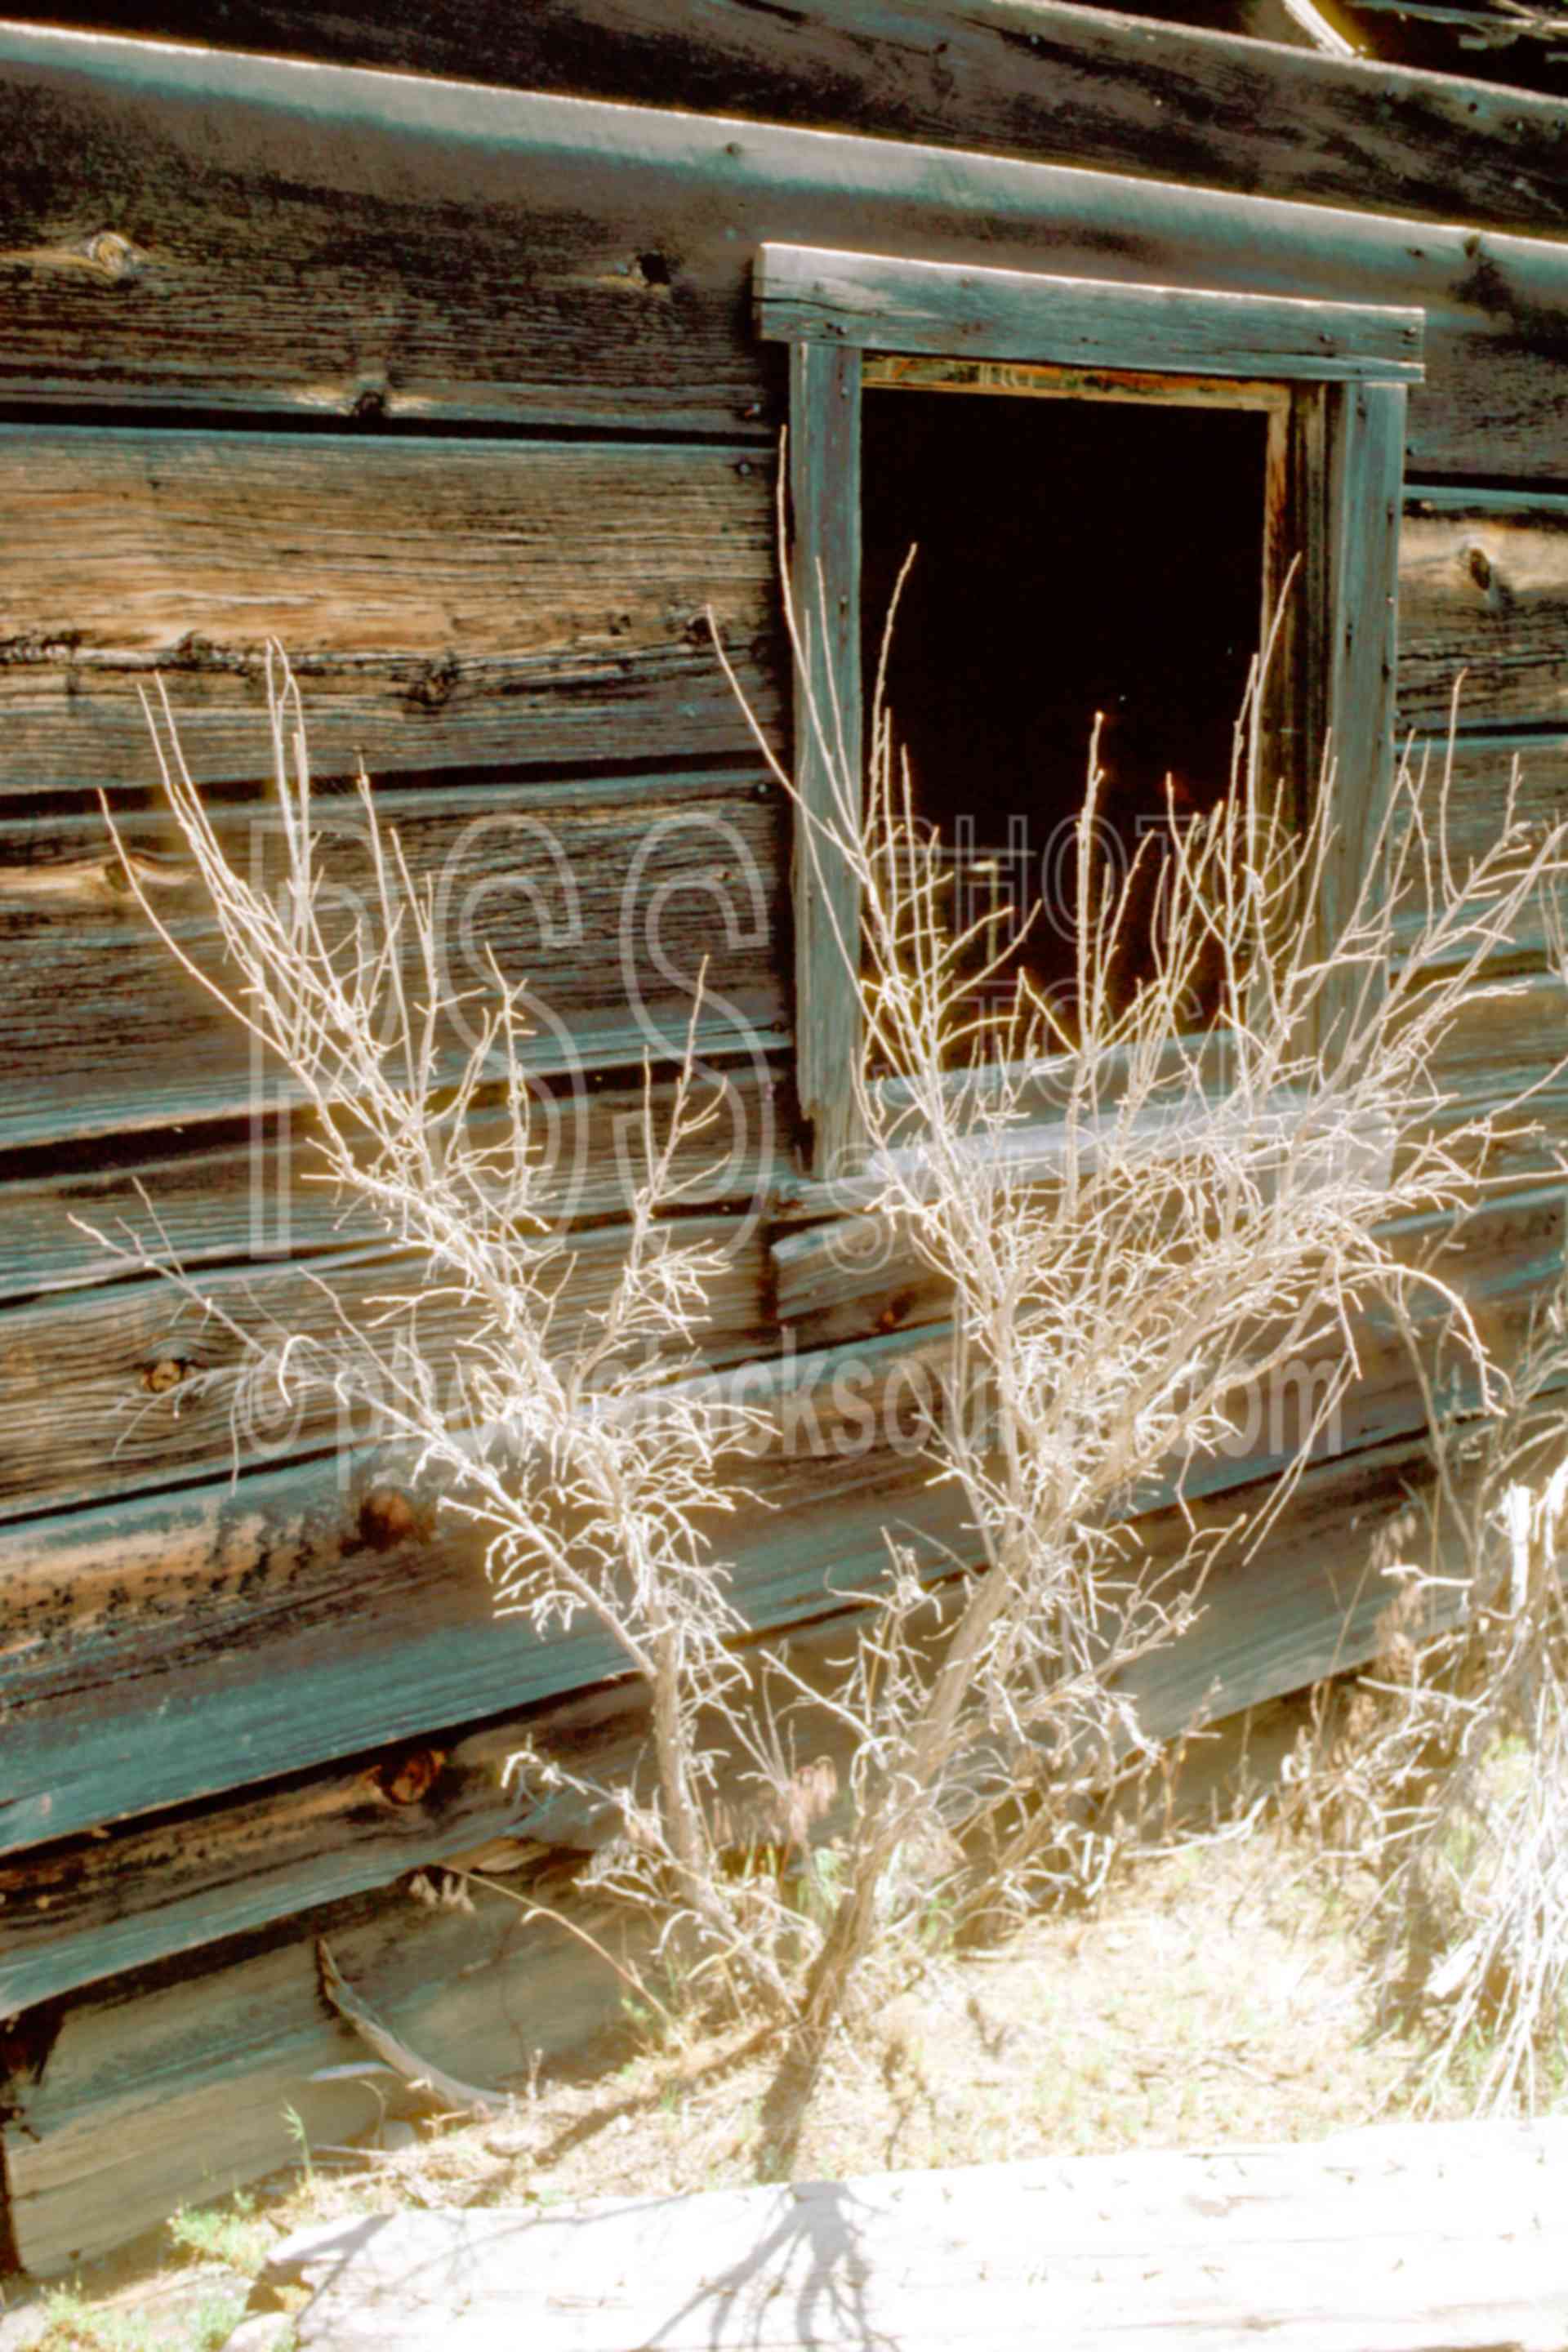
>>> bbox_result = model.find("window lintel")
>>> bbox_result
[756,241,1425,387]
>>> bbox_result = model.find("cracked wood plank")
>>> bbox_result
[1400,488,1568,732]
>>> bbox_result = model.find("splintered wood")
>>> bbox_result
[240,2120,1568,2350]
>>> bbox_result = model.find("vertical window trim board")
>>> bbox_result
[759,243,1424,1176]
[1322,381,1410,1056]
[788,340,863,1181]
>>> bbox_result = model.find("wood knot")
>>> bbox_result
[876,1291,917,1334]
[409,653,460,710]
[143,1357,186,1394]
[164,630,252,675]
[357,1485,420,1552]
[374,1744,447,1806]
[85,230,145,283]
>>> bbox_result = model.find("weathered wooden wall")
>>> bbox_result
[2,0,1567,2279]
[27,0,1568,239]
[1,24,1567,470]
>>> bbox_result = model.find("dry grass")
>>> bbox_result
[9,1751,1534,2352]
[1282,1370,1568,2117]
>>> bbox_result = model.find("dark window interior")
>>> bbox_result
[859,388,1267,1034]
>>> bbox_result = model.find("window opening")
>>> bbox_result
[860,381,1268,1034]
[756,242,1422,1172]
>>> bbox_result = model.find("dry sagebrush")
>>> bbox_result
[100,599,1568,2065]
[716,564,1568,2045]
[92,653,801,2012]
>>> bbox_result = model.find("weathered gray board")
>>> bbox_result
[29,0,1568,243]
[0,1221,775,1522]
[0,431,779,795]
[1321,381,1406,1054]
[755,243,1426,380]
[1388,733,1568,960]
[787,340,863,1177]
[2,25,1568,474]
[1401,489,1568,732]
[242,2122,1568,2351]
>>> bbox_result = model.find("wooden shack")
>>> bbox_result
[2,0,1568,2278]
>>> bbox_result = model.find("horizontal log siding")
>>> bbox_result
[0,772,787,1149]
[0,1423,1453,2011]
[0,1686,643,2016]
[0,1219,775,1524]
[0,1185,1557,1857]
[0,28,1566,473]
[0,443,1553,801]
[0,1424,1506,2273]
[0,452,1558,1156]
[38,0,1568,243]
[0,1067,790,1303]
[0,430,778,795]
[0,1439,983,1860]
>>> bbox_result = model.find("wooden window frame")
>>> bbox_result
[755,241,1425,1176]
